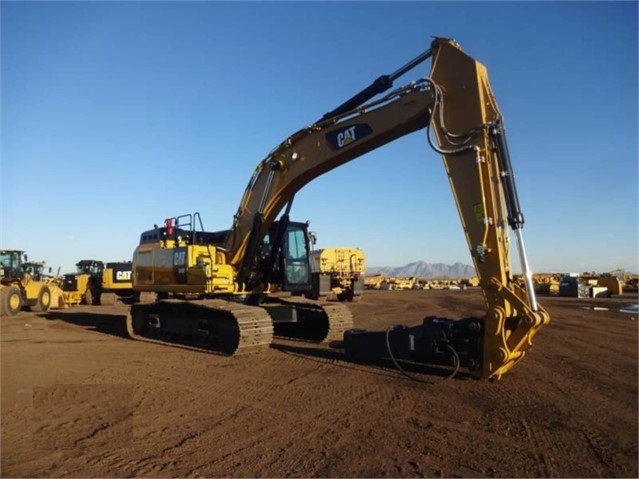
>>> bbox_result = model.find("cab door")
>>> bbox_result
[281,224,311,294]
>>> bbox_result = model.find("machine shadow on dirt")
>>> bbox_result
[44,310,129,340]
[270,341,477,382]
[41,309,473,382]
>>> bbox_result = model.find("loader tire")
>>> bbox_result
[1,286,23,317]
[138,292,157,303]
[85,288,100,306]
[100,292,117,305]
[31,286,51,313]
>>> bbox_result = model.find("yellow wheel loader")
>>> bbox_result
[23,261,67,309]
[0,249,53,317]
[61,259,102,306]
[61,260,137,306]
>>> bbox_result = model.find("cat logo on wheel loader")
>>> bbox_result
[0,249,52,317]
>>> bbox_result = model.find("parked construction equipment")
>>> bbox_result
[1,249,53,316]
[306,245,365,301]
[364,274,390,290]
[61,260,136,305]
[22,260,67,309]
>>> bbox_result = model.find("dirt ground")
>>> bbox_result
[1,289,637,478]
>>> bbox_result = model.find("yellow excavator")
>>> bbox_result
[127,37,550,380]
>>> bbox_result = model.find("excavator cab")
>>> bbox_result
[262,221,312,294]
[282,224,311,290]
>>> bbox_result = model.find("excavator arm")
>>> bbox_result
[222,37,549,379]
[427,39,550,378]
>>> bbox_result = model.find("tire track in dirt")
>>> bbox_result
[115,360,418,476]
[64,403,259,477]
[520,418,560,477]
[582,427,621,471]
[459,372,636,478]
[50,354,358,476]
[31,384,134,452]
[129,404,320,477]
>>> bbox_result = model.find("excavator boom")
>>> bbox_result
[224,81,434,274]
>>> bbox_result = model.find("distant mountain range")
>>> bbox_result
[367,261,475,279]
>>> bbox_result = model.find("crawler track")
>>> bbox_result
[269,296,354,343]
[126,299,274,355]
[126,296,354,354]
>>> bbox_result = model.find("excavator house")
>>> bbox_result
[128,37,550,380]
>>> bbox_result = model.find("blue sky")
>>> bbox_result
[1,0,637,275]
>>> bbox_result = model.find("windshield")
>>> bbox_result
[0,251,20,270]
[284,226,310,285]
[77,263,102,275]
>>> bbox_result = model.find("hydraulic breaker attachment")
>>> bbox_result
[342,316,483,378]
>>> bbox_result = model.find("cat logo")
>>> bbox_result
[174,250,186,266]
[116,271,132,281]
[337,126,357,147]
[325,123,373,151]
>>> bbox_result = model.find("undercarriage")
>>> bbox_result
[126,295,354,355]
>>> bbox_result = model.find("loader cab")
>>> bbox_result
[76,260,104,276]
[63,260,104,292]
[23,262,51,282]
[0,249,25,282]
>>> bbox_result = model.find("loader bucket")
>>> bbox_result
[48,285,68,309]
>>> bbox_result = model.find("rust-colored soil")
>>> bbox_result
[1,289,637,478]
